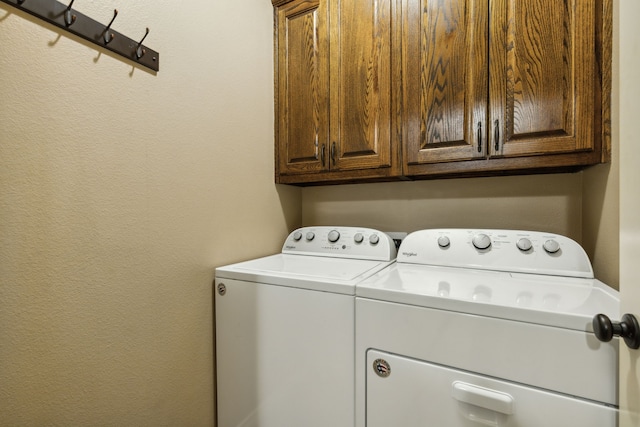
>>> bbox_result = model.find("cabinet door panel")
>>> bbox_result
[330,0,392,171]
[489,0,595,158]
[277,0,329,175]
[404,0,488,165]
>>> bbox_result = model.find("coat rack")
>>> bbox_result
[0,0,159,72]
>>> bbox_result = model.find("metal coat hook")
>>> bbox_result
[135,27,149,59]
[103,8,117,44]
[64,0,75,27]
[1,0,159,72]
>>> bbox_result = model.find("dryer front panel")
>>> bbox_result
[365,350,617,427]
[216,278,354,427]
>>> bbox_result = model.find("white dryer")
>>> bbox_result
[215,226,397,427]
[355,229,620,427]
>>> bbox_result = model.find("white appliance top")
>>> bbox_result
[215,226,398,294]
[357,229,619,331]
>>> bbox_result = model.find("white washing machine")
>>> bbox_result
[215,226,397,427]
[355,229,620,427]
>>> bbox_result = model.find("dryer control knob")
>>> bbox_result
[305,232,315,241]
[369,234,380,245]
[543,239,560,254]
[293,231,302,241]
[472,233,492,250]
[437,236,450,248]
[328,230,340,243]
[516,238,532,252]
[354,233,364,244]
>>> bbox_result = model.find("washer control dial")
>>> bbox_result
[543,239,560,254]
[516,238,533,252]
[282,227,396,261]
[472,233,492,250]
[437,236,450,248]
[328,230,340,243]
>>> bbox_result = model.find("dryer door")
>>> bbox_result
[366,350,617,427]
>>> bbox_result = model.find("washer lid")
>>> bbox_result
[216,254,395,294]
[356,263,619,331]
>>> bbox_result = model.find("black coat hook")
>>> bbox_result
[135,27,149,59]
[64,0,76,27]
[103,9,117,44]
[0,0,159,71]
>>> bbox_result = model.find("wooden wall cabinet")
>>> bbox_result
[273,0,402,185]
[402,0,611,178]
[272,0,611,185]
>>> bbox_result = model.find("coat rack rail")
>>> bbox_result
[0,0,159,72]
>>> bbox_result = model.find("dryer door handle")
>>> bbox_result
[452,381,514,415]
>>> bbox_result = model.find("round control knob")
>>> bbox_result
[472,233,492,250]
[437,236,450,248]
[305,232,315,241]
[369,234,380,245]
[593,313,640,349]
[543,239,560,254]
[293,231,302,241]
[516,238,532,252]
[354,233,364,244]
[328,230,340,243]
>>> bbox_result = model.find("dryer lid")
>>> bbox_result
[356,263,619,331]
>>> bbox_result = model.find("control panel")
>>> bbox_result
[282,227,397,261]
[398,229,594,278]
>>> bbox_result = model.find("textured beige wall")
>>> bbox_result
[0,1,300,425]
[583,162,619,289]
[303,173,584,241]
[303,168,619,288]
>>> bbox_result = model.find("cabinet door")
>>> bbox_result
[276,0,329,176]
[489,0,595,158]
[329,0,393,171]
[403,0,489,166]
